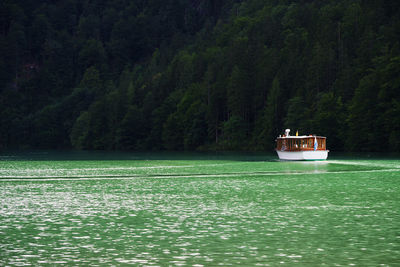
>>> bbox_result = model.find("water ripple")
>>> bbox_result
[0,157,399,265]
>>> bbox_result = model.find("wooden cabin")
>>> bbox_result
[276,136,327,151]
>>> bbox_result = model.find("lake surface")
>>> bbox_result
[0,151,399,266]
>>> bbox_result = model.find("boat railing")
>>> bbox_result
[276,137,327,151]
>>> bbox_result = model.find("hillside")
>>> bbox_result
[1,0,399,152]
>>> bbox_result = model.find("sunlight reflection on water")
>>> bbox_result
[0,154,399,266]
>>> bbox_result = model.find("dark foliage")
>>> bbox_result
[1,0,399,152]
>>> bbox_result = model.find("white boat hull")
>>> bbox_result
[276,150,329,161]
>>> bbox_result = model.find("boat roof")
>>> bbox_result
[276,135,326,139]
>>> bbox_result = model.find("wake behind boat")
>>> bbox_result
[275,129,329,160]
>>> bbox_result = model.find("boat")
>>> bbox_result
[275,129,329,160]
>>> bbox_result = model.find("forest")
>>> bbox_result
[0,0,399,152]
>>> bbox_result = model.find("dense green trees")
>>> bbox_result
[0,0,399,152]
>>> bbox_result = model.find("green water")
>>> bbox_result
[0,152,399,266]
